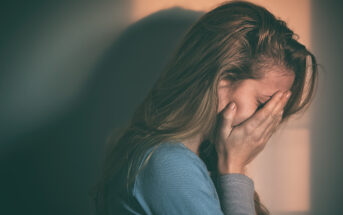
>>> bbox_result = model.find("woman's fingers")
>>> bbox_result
[236,90,291,144]
[236,90,284,133]
[256,90,292,142]
[219,102,237,139]
[271,90,292,116]
[215,102,237,156]
[261,109,283,139]
[259,90,291,129]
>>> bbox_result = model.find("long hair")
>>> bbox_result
[91,1,318,214]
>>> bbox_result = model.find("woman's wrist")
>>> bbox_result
[218,164,247,175]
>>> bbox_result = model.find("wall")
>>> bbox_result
[311,0,343,214]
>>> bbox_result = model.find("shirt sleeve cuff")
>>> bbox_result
[217,173,255,215]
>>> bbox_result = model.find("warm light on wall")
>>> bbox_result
[130,0,221,22]
[249,128,310,213]
[130,0,310,48]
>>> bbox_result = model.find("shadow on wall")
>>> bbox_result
[1,7,203,215]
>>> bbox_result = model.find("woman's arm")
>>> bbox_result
[217,173,255,215]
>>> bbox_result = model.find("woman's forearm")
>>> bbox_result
[217,173,255,215]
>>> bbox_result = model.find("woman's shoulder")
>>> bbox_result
[133,142,213,189]
[133,142,218,207]
[139,142,207,173]
[129,142,224,215]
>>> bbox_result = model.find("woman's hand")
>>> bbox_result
[214,90,292,175]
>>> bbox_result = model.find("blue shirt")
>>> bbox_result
[107,142,255,215]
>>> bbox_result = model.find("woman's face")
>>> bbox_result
[217,68,295,127]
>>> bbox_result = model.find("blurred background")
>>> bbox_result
[1,0,342,214]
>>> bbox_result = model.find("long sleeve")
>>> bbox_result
[217,174,256,215]
[132,142,256,215]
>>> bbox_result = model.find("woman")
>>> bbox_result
[92,1,318,214]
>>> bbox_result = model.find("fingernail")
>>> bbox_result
[285,91,292,99]
[230,102,236,110]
